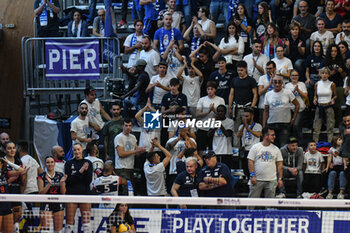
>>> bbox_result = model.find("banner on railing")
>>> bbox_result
[45,39,100,80]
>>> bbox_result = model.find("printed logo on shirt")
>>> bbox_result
[259,151,273,162]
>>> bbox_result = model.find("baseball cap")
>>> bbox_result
[134,59,147,67]
[203,150,216,159]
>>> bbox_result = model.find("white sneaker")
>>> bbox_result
[326,193,333,199]
[337,193,345,199]
[276,193,286,198]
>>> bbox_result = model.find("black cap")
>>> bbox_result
[203,150,216,159]
[84,86,96,95]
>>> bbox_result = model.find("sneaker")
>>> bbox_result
[337,193,345,199]
[276,193,286,198]
[297,195,303,199]
[326,193,333,199]
[319,187,327,196]
[118,19,127,29]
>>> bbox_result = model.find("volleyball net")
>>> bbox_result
[2,194,350,233]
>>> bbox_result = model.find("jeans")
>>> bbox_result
[328,170,347,191]
[209,1,229,24]
[268,123,290,147]
[87,0,104,24]
[176,3,192,29]
[122,96,142,119]
[279,167,303,195]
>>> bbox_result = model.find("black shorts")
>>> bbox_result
[11,202,22,208]
[40,203,65,213]
[0,203,12,216]
[196,129,212,151]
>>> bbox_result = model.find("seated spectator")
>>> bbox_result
[340,115,350,159]
[194,6,216,41]
[325,136,347,199]
[253,1,273,41]
[305,41,325,88]
[292,0,317,39]
[335,19,350,45]
[67,10,88,37]
[34,0,61,37]
[261,23,283,60]
[92,9,105,37]
[123,20,144,68]
[233,3,253,55]
[310,18,335,56]
[198,151,234,197]
[303,140,325,194]
[284,23,306,81]
[218,22,244,71]
[338,41,350,61]
[345,73,350,115]
[334,0,350,18]
[144,138,173,196]
[313,67,337,143]
[237,107,262,177]
[177,58,203,118]
[320,0,342,35]
[277,137,304,198]
[285,70,308,145]
[272,45,293,84]
[243,39,269,82]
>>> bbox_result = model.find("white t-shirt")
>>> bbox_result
[328,147,343,166]
[264,88,295,124]
[140,49,161,78]
[81,98,104,130]
[219,35,245,62]
[238,122,262,151]
[247,142,283,181]
[212,118,234,154]
[271,57,293,83]
[196,95,225,131]
[344,77,350,106]
[304,151,324,174]
[144,160,167,196]
[124,33,143,67]
[310,30,334,55]
[257,74,274,109]
[198,19,214,35]
[150,74,172,104]
[243,53,269,82]
[285,81,307,112]
[114,132,138,169]
[166,50,183,78]
[70,116,89,149]
[139,128,161,152]
[182,75,201,107]
[54,160,65,174]
[335,32,350,45]
[21,155,40,194]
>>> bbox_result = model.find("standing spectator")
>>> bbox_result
[103,103,123,162]
[320,0,342,35]
[305,41,325,88]
[177,58,203,117]
[243,39,269,82]
[310,18,335,55]
[313,67,337,142]
[237,108,262,177]
[272,45,294,84]
[340,115,350,159]
[64,143,92,233]
[114,119,146,195]
[209,57,235,104]
[52,145,66,174]
[139,36,161,79]
[195,6,217,41]
[81,86,111,139]
[209,0,228,24]
[247,127,283,198]
[285,70,308,144]
[325,136,347,199]
[257,61,275,124]
[253,1,273,41]
[144,138,173,196]
[292,0,317,39]
[196,81,225,155]
[183,20,203,57]
[158,0,186,33]
[198,151,234,197]
[34,0,61,37]
[277,137,304,198]
[261,23,284,60]
[92,9,106,37]
[123,20,144,68]
[0,132,10,157]
[233,3,253,55]
[284,23,306,81]
[67,10,88,37]
[140,0,165,39]
[324,44,347,126]
[303,140,325,194]
[263,76,300,147]
[335,19,350,45]
[85,142,104,184]
[145,61,171,108]
[226,0,240,23]
[274,0,294,38]
[154,13,184,54]
[160,39,184,78]
[161,78,188,115]
[228,61,258,146]
[218,22,244,71]
[345,72,350,115]
[119,0,130,29]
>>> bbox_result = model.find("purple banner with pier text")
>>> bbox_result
[45,39,100,80]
